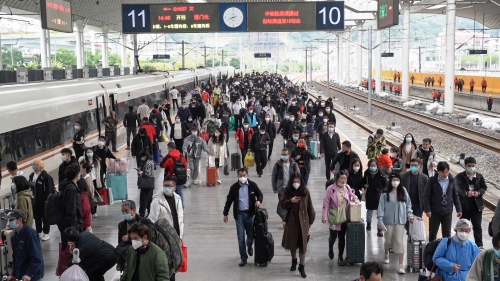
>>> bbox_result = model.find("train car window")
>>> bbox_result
[33,125,49,154]
[0,133,14,168]
[86,111,97,133]
[49,120,64,147]
[14,129,35,162]
[116,102,125,122]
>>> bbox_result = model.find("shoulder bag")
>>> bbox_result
[138,175,155,189]
[328,203,346,225]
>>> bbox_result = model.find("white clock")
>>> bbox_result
[223,7,244,28]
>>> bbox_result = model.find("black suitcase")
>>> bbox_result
[0,244,7,277]
[254,207,274,266]
[231,153,241,170]
[345,222,365,265]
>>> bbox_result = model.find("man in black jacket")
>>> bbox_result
[330,140,359,175]
[455,157,487,248]
[263,114,277,160]
[124,106,141,150]
[249,125,270,177]
[219,102,232,143]
[57,163,82,250]
[223,168,263,267]
[131,128,152,167]
[320,123,341,181]
[58,148,77,184]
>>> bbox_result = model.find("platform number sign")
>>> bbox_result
[122,4,151,33]
[316,2,344,30]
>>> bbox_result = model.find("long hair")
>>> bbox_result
[400,133,417,151]
[283,173,306,197]
[83,147,101,164]
[348,158,363,176]
[385,173,406,202]
[12,176,30,193]
[211,127,225,144]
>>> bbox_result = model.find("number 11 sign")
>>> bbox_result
[122,4,151,33]
[316,2,344,30]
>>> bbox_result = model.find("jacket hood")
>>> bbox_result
[417,145,434,153]
[167,149,181,160]
[18,189,33,197]
[59,179,76,191]
[142,121,154,126]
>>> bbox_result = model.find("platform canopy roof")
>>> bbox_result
[0,0,376,33]
[409,0,500,29]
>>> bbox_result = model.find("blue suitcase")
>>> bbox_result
[309,140,320,159]
[106,173,128,201]
[153,149,161,164]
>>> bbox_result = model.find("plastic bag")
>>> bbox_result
[244,152,255,167]
[161,132,169,143]
[178,239,188,272]
[60,249,89,281]
[208,156,216,167]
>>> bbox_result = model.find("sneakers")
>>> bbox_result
[397,266,406,274]
[377,230,384,237]
[41,234,50,241]
[93,214,97,218]
[217,179,222,184]
[366,223,371,231]
[126,147,131,150]
[247,246,253,257]
[192,180,198,186]
[384,254,390,264]
[239,260,247,267]
[38,233,43,239]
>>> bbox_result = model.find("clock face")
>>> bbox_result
[223,7,244,28]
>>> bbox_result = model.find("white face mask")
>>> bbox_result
[239,177,247,184]
[61,155,67,162]
[215,133,220,137]
[265,118,270,121]
[457,231,469,241]
[131,240,143,250]
[337,182,344,187]
[353,166,360,172]
[392,181,400,187]
[391,153,397,158]
[98,141,105,147]
[292,183,300,189]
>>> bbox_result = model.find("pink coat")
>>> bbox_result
[322,183,357,231]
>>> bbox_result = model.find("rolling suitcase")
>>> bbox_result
[254,207,274,266]
[231,143,241,170]
[106,173,128,201]
[153,149,162,164]
[206,167,217,186]
[0,197,12,231]
[407,239,426,273]
[309,140,318,159]
[345,222,365,265]
[0,244,7,277]
[97,188,109,206]
[1,229,13,266]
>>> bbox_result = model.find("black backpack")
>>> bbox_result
[173,155,187,185]
[254,207,269,236]
[45,192,63,225]
[423,238,452,271]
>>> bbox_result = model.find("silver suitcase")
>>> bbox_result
[406,239,426,273]
[0,245,8,277]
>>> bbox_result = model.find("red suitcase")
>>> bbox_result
[207,167,217,186]
[98,188,108,206]
[56,241,70,276]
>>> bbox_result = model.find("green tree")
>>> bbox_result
[109,53,121,66]
[206,57,221,67]
[53,48,76,67]
[84,49,102,68]
[1,46,24,69]
[229,57,240,69]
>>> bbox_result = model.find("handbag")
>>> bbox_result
[327,204,346,225]
[137,176,155,189]
[223,157,230,176]
[178,239,188,272]
[92,190,104,207]
[276,203,289,222]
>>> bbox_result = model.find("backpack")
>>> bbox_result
[254,207,269,236]
[173,156,187,185]
[150,218,183,277]
[45,192,63,225]
[423,238,452,271]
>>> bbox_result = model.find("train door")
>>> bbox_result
[95,95,106,134]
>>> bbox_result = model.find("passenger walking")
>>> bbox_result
[377,148,392,175]
[149,176,184,238]
[4,209,44,281]
[235,121,254,167]
[482,77,488,93]
[171,86,179,110]
[72,121,86,160]
[467,232,500,281]
[323,170,357,265]
[119,223,170,281]
[271,148,300,202]
[487,95,493,111]
[363,159,387,236]
[80,162,94,232]
[470,78,475,93]
[170,115,187,152]
[438,77,442,86]
[57,163,83,249]
[321,123,342,181]
[208,128,228,184]
[388,147,403,174]
[249,124,270,178]
[137,98,150,120]
[263,114,277,160]
[93,135,117,174]
[137,151,155,217]
[423,161,463,242]
[377,173,414,274]
[410,75,415,85]
[223,168,264,267]
[366,129,386,160]
[131,128,153,167]
[28,159,54,241]
[398,133,417,172]
[330,140,359,176]
[177,101,191,122]
[124,105,141,150]
[291,138,314,185]
[160,142,188,209]
[401,158,428,226]
[348,158,364,199]
[455,157,487,248]
[12,177,34,228]
[411,138,437,177]
[280,173,315,278]
[432,219,480,281]
[102,111,119,152]
[64,227,117,281]
[352,261,384,281]
[182,125,209,186]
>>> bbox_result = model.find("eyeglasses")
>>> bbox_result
[442,194,447,205]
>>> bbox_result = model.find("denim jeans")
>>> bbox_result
[126,128,136,147]
[366,209,374,223]
[175,185,184,209]
[236,211,255,261]
[299,167,309,185]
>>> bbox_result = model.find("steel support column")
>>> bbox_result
[402,4,410,100]
[356,21,363,85]
[444,0,456,113]
[101,26,110,68]
[344,28,351,82]
[376,30,382,94]
[75,19,85,68]
[121,34,128,67]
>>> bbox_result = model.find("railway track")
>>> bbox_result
[311,74,498,212]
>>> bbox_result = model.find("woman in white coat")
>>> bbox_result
[148,176,184,239]
[207,127,227,184]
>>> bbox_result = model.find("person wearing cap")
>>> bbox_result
[246,106,259,132]
[366,129,386,160]
[377,173,414,274]
[455,157,487,249]
[5,209,44,281]
[432,219,480,281]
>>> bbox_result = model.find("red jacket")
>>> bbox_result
[160,149,188,177]
[81,191,92,228]
[235,128,254,149]
[140,121,157,143]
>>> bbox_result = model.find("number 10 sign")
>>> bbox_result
[316,2,344,30]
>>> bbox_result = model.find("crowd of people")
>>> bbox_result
[3,70,500,281]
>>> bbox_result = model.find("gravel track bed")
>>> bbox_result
[314,82,500,188]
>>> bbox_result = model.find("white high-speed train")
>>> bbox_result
[0,66,235,192]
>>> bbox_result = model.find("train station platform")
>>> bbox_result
[36,110,494,281]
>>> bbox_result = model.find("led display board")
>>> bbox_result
[247,3,315,31]
[254,53,272,58]
[377,0,399,30]
[40,0,73,33]
[153,54,171,59]
[381,52,394,57]
[469,50,487,55]
[150,4,219,33]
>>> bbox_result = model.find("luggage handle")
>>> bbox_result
[2,196,11,211]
